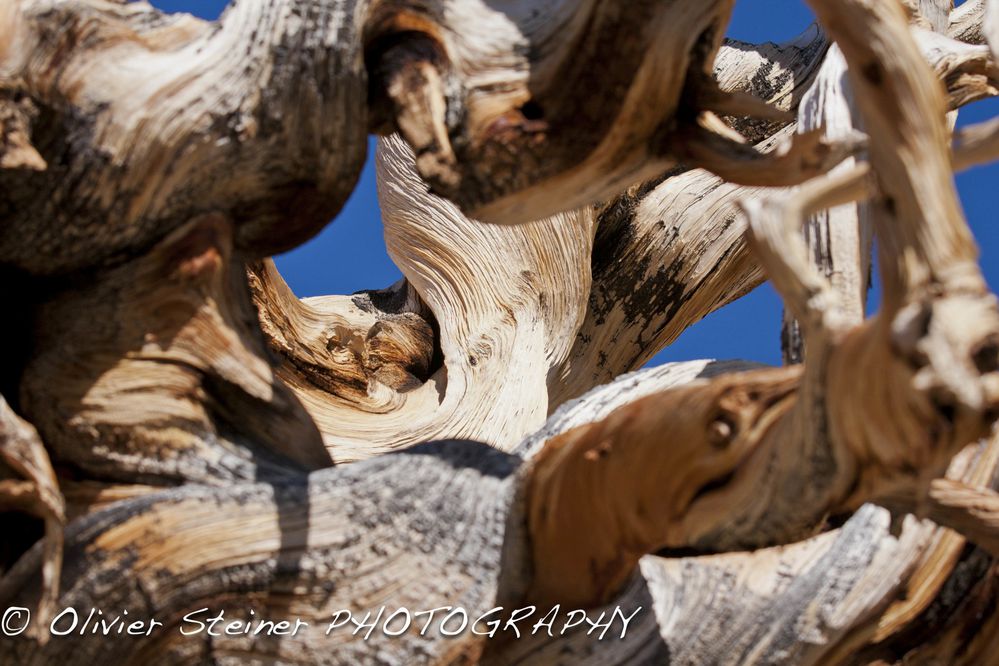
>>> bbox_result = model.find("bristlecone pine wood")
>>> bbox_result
[3,0,999,663]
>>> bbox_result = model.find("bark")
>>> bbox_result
[3,0,999,664]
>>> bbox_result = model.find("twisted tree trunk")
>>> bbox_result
[3,0,999,664]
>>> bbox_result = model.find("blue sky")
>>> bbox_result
[148,0,999,367]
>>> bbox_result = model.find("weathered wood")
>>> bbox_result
[19,213,331,490]
[780,45,871,364]
[988,0,999,58]
[365,0,785,223]
[251,134,596,462]
[923,479,999,558]
[0,441,519,664]
[0,397,63,640]
[954,115,999,170]
[523,0,999,656]
[950,0,989,44]
[3,0,999,664]
[0,0,367,275]
[715,25,829,142]
[505,363,999,665]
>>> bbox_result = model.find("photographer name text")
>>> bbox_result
[2,605,643,641]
